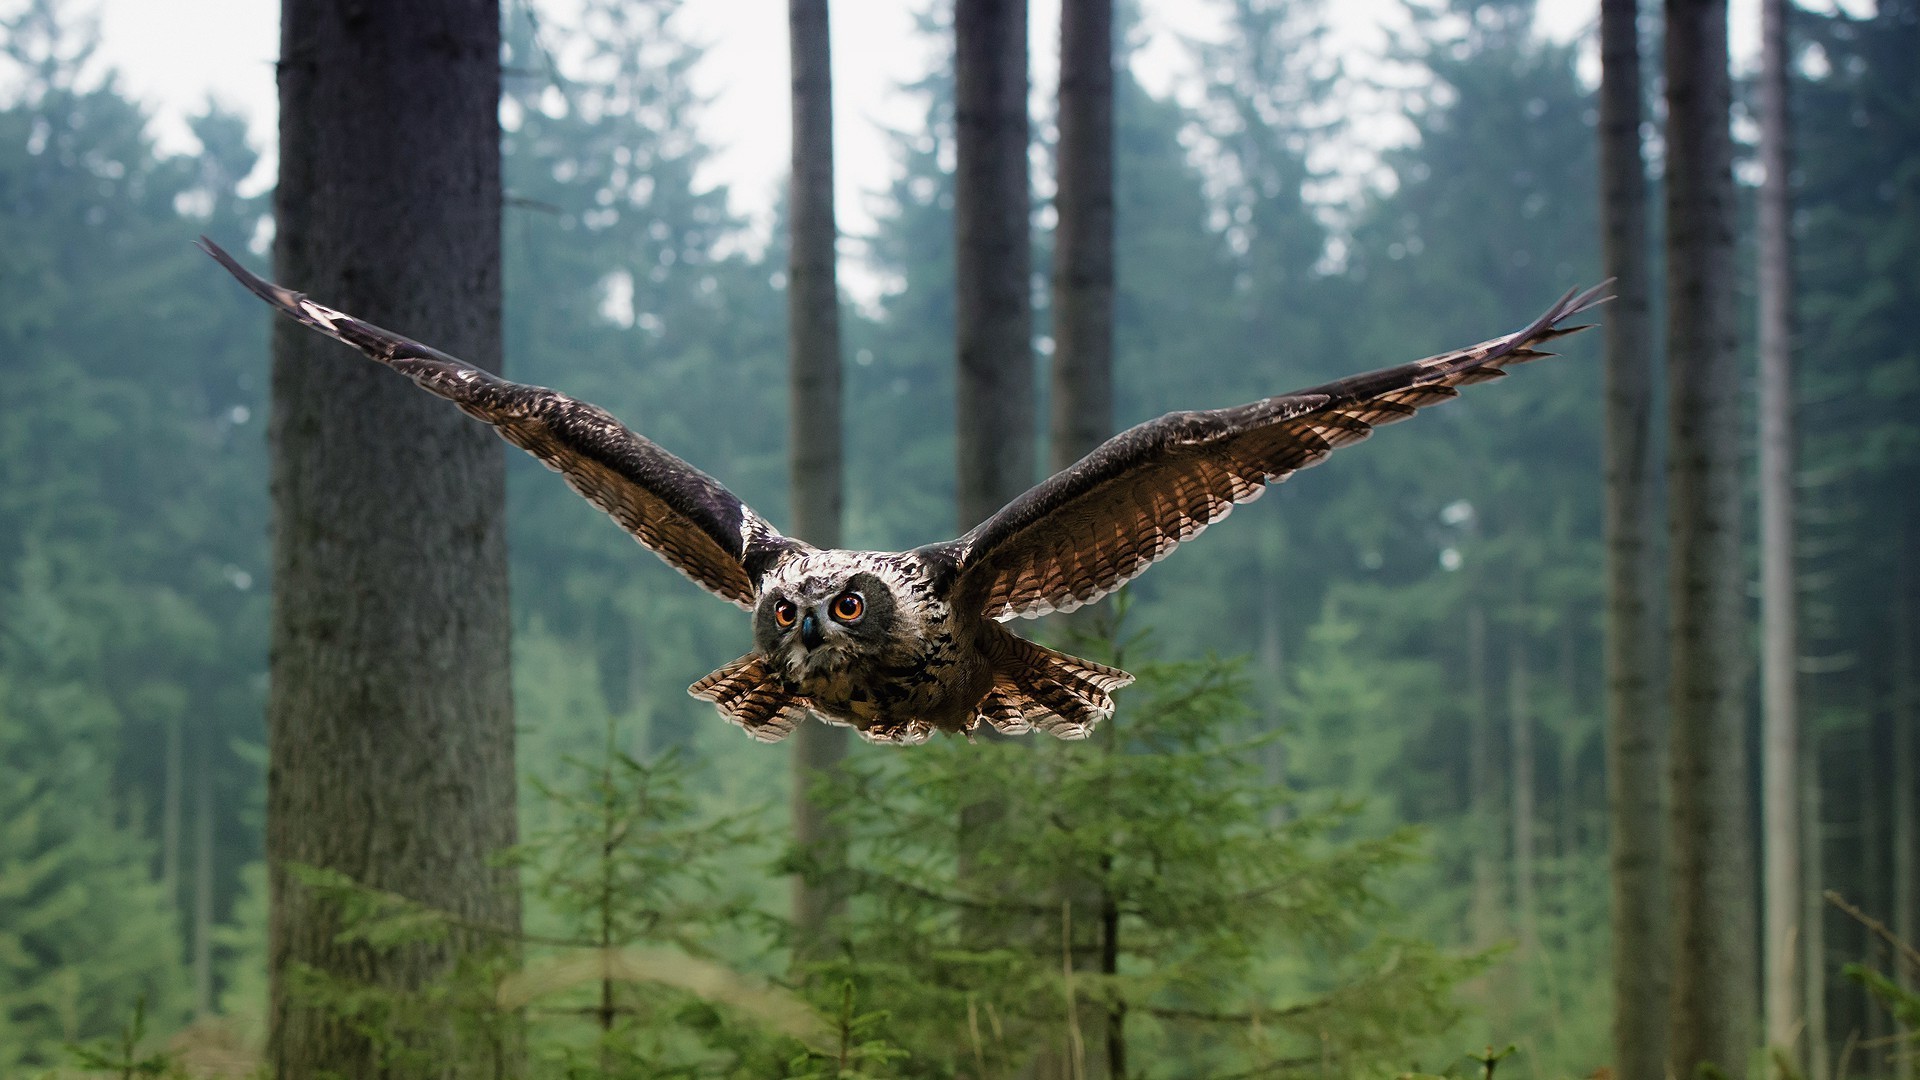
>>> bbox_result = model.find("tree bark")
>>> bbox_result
[1759,0,1805,1069]
[1663,0,1756,1074]
[1894,533,1916,1080]
[194,728,214,1016]
[1049,0,1113,479]
[954,0,1034,534]
[1509,637,1538,955]
[1469,605,1501,948]
[1598,3,1670,1077]
[269,2,519,1076]
[1045,1,1115,1073]
[786,0,850,965]
[1802,749,1830,1080]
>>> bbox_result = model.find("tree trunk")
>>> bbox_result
[269,2,519,1076]
[954,0,1034,534]
[786,0,850,965]
[194,728,215,1016]
[1469,605,1501,948]
[1049,0,1113,479]
[1759,0,1805,1069]
[1894,535,1916,1080]
[1598,0,1670,1074]
[1663,0,1756,1074]
[1045,0,1115,1074]
[1509,637,1538,955]
[1802,749,1830,1080]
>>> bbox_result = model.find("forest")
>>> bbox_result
[0,0,1915,1076]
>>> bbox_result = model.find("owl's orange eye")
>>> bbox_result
[773,599,798,628]
[831,592,865,623]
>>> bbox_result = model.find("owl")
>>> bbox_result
[202,238,1605,745]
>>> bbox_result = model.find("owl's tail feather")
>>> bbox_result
[689,654,810,743]
[979,627,1135,740]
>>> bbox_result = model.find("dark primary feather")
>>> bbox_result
[199,237,800,608]
[933,282,1613,622]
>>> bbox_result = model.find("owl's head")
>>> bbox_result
[754,562,899,676]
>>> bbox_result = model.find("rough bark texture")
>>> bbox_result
[269,2,519,1076]
[1045,2,1115,1073]
[1758,0,1805,1068]
[1598,3,1670,1077]
[954,0,1034,533]
[1663,0,1756,1074]
[786,0,850,963]
[1048,0,1113,478]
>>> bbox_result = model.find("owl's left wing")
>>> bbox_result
[927,283,1611,621]
[201,238,802,608]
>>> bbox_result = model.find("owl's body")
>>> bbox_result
[691,547,1129,744]
[201,238,1605,745]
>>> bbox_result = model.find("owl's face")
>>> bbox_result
[754,567,900,678]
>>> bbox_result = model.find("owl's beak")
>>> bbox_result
[800,611,825,649]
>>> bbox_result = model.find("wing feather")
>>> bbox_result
[201,237,799,608]
[931,283,1611,621]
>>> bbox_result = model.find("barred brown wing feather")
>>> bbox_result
[199,237,795,608]
[935,282,1610,621]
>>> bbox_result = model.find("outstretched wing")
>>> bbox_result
[928,283,1611,621]
[201,237,802,608]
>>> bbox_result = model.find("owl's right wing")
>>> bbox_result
[202,238,802,609]
[926,282,1611,621]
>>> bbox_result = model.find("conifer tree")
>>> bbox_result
[267,1,519,1074]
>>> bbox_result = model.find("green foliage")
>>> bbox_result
[277,721,813,1079]
[0,681,188,1070]
[62,996,188,1080]
[805,608,1479,1076]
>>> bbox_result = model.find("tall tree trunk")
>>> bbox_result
[1469,605,1501,948]
[1802,749,1830,1080]
[193,727,215,1016]
[1598,1,1670,1075]
[269,2,519,1076]
[1759,0,1805,1069]
[1049,0,1113,479]
[1894,535,1916,1080]
[1663,0,1756,1074]
[163,714,182,914]
[954,0,1034,535]
[1046,1,1115,1074]
[1509,637,1538,954]
[787,0,850,965]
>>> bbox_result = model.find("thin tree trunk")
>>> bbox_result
[1049,0,1113,478]
[953,0,1033,937]
[786,0,850,966]
[1598,1,1670,1075]
[193,729,214,1016]
[1510,637,1538,954]
[269,2,519,1075]
[1469,605,1501,948]
[954,0,1034,534]
[1663,0,1756,1074]
[1803,748,1830,1080]
[163,714,182,910]
[1894,538,1916,1080]
[1046,2,1115,1073]
[1760,0,1806,1070]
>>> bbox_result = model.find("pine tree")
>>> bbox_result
[267,0,519,1074]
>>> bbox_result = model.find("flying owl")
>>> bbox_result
[201,238,1605,746]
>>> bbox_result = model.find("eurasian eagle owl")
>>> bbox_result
[203,239,1605,746]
